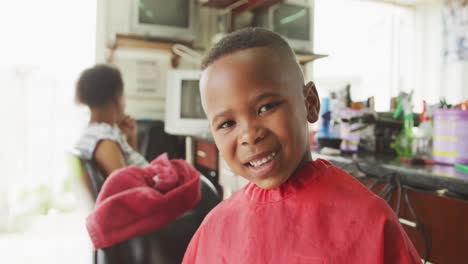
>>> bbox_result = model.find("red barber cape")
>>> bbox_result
[87,153,201,249]
[182,159,420,264]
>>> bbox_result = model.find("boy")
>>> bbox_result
[182,28,420,263]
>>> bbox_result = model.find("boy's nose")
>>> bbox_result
[239,126,266,146]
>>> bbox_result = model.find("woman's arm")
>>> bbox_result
[94,139,126,178]
[118,115,138,150]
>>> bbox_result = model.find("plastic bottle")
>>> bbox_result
[391,92,414,158]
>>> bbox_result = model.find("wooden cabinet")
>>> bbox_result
[361,178,468,264]
[193,138,223,195]
[400,190,468,264]
[195,139,218,171]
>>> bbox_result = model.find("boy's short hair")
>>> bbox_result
[201,27,297,70]
[75,64,123,107]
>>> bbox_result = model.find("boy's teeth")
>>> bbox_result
[248,152,276,167]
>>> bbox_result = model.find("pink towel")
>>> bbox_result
[86,153,201,249]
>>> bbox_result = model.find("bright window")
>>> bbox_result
[0,1,96,263]
[312,0,416,111]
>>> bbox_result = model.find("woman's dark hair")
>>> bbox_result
[75,64,124,107]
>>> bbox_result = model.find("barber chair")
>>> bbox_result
[74,154,222,264]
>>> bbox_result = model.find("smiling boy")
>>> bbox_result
[182,28,420,264]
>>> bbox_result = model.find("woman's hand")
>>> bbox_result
[118,115,138,149]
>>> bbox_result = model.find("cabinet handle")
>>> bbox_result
[197,150,207,158]
[398,218,417,228]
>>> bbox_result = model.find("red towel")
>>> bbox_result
[86,153,201,249]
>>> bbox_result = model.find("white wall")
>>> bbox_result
[95,0,107,63]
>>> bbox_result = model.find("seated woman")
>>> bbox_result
[74,64,148,180]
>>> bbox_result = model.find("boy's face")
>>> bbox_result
[200,47,319,189]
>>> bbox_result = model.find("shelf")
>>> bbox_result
[297,53,328,65]
[107,34,194,67]
[199,0,279,12]
[233,0,281,13]
[109,35,325,66]
[110,34,192,51]
[198,0,240,8]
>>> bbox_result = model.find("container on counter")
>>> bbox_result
[432,109,468,164]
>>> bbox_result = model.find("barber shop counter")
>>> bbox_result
[188,132,468,263]
[314,153,468,264]
[314,153,468,197]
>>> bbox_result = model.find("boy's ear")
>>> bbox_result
[303,81,320,123]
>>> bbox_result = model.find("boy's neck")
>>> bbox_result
[289,147,313,180]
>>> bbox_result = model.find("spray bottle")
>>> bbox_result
[391,91,414,158]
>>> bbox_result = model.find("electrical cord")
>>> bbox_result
[394,176,402,216]
[404,187,431,264]
[366,178,384,191]
[356,163,431,263]
[383,175,402,214]
[357,163,398,205]
[378,181,394,201]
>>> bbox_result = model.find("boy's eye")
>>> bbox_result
[258,101,281,115]
[217,120,235,129]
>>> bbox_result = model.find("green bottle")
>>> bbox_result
[391,94,414,158]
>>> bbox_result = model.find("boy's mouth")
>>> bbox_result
[245,151,277,168]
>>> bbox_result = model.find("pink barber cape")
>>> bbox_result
[182,159,420,264]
